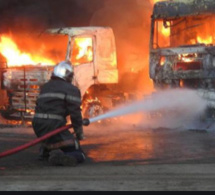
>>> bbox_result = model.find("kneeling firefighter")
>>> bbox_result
[32,61,85,166]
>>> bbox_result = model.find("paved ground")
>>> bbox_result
[1,121,215,191]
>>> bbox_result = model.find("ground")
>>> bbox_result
[1,120,215,191]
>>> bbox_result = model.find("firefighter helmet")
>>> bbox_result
[52,61,74,82]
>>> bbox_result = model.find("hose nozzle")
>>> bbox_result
[82,118,90,126]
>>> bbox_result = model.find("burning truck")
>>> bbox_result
[0,27,136,121]
[150,0,215,116]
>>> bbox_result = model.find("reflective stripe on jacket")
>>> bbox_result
[34,77,83,132]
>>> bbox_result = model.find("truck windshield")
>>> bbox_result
[71,37,93,66]
[153,15,215,49]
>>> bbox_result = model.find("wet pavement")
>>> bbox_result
[1,122,215,190]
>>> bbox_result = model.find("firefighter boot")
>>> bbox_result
[48,150,78,166]
[38,145,50,161]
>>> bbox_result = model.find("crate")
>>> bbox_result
[3,66,53,111]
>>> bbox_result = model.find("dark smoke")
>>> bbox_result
[0,0,104,33]
[90,0,153,93]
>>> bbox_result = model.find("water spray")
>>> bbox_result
[89,89,208,126]
[0,89,208,159]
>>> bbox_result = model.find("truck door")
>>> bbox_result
[70,35,96,97]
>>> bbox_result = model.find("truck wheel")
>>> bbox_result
[83,100,103,120]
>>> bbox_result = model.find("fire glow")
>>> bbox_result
[0,35,55,67]
[150,0,163,4]
[178,53,198,63]
[72,37,93,65]
[197,36,213,45]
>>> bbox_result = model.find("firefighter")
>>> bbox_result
[32,61,85,166]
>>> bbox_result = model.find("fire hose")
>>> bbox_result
[0,118,90,159]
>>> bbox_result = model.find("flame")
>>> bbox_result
[156,21,170,47]
[72,37,93,65]
[156,16,215,48]
[150,0,163,4]
[197,36,213,45]
[160,56,165,66]
[178,53,198,63]
[188,36,213,45]
[0,35,55,67]
[161,24,170,38]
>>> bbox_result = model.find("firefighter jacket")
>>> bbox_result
[34,76,83,137]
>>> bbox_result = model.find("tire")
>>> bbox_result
[83,99,103,119]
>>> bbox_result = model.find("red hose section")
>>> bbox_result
[0,124,73,159]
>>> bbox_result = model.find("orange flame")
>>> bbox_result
[156,21,170,47]
[0,35,55,67]
[178,53,198,63]
[161,23,170,38]
[72,37,93,65]
[189,36,213,45]
[150,0,164,5]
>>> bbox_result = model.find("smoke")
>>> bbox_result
[90,0,153,94]
[0,0,104,33]
[90,89,208,130]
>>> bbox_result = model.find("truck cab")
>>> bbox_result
[150,0,215,109]
[47,27,118,97]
